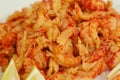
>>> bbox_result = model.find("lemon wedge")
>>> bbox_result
[25,66,45,80]
[107,63,120,80]
[1,59,20,80]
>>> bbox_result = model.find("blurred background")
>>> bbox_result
[0,0,38,22]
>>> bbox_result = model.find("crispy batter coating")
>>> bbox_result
[0,0,120,80]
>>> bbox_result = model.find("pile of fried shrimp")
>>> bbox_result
[0,0,120,80]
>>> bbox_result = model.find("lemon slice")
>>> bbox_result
[26,66,45,80]
[1,59,20,80]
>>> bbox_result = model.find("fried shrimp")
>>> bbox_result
[0,0,120,80]
[1,32,16,48]
[49,71,94,80]
[81,0,106,11]
[54,40,81,67]
[74,2,107,20]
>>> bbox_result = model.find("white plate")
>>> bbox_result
[0,0,120,80]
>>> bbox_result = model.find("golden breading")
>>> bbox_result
[0,0,120,80]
